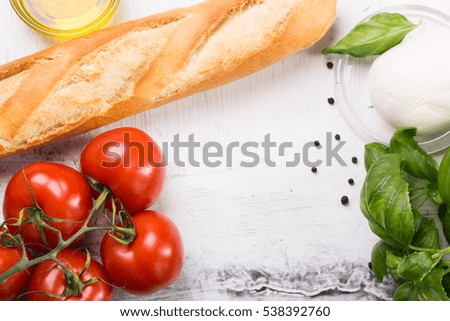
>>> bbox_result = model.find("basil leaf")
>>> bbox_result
[386,250,406,282]
[416,268,449,300]
[393,281,416,301]
[364,142,390,172]
[397,252,434,282]
[371,241,388,282]
[386,250,404,272]
[394,269,449,301]
[438,148,450,204]
[322,12,417,57]
[390,128,438,182]
[412,216,440,250]
[438,205,450,245]
[412,209,422,234]
[367,221,403,249]
[361,154,415,247]
[425,182,444,206]
[442,273,450,298]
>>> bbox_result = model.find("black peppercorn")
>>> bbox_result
[328,97,335,105]
[327,62,334,69]
[341,196,349,205]
[348,178,355,185]
[335,134,341,141]
[352,157,358,164]
[311,167,318,173]
[314,140,320,147]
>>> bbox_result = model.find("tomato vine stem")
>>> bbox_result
[0,186,136,286]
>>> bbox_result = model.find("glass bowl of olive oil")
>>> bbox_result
[10,0,120,39]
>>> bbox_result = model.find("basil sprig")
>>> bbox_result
[323,12,417,57]
[362,128,450,301]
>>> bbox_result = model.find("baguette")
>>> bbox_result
[0,0,336,158]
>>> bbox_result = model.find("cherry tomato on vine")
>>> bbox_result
[0,245,32,300]
[101,210,183,294]
[3,162,93,251]
[80,127,166,214]
[28,249,113,301]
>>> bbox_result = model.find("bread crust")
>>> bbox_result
[0,0,336,158]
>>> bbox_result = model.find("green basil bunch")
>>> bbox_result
[362,128,450,301]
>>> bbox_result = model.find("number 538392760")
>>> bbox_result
[262,306,331,317]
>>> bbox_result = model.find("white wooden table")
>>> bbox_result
[1,0,449,301]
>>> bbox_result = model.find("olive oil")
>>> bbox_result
[10,0,120,39]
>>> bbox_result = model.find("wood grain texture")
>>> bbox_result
[0,0,448,301]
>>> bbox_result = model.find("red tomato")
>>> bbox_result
[80,127,166,214]
[3,162,93,251]
[101,211,183,294]
[0,245,32,300]
[28,249,113,301]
